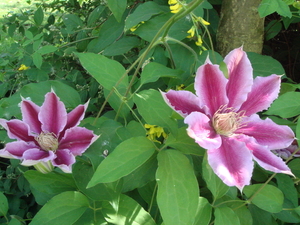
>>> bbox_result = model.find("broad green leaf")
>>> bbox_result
[134,89,178,135]
[73,208,107,225]
[76,52,128,90]
[73,161,122,201]
[276,199,300,223]
[24,170,77,201]
[37,45,57,55]
[32,52,42,69]
[193,197,212,225]
[8,218,22,225]
[248,204,277,225]
[225,202,253,225]
[125,1,167,30]
[156,150,199,225]
[202,154,229,200]
[29,191,89,225]
[87,16,124,53]
[265,92,300,118]
[0,192,8,217]
[87,6,105,27]
[63,14,84,33]
[34,7,44,26]
[140,62,183,85]
[103,36,140,56]
[265,20,282,41]
[214,207,240,225]
[243,184,284,213]
[288,158,300,177]
[258,0,292,18]
[88,136,155,187]
[275,174,298,207]
[246,52,285,77]
[107,0,127,22]
[102,194,156,225]
[165,127,205,156]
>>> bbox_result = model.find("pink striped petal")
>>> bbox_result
[161,90,203,117]
[22,148,55,166]
[65,102,88,129]
[59,127,96,155]
[21,99,41,134]
[52,149,75,173]
[184,112,222,150]
[2,141,37,158]
[237,114,295,149]
[39,92,67,135]
[239,75,281,116]
[3,120,35,142]
[224,47,253,109]
[238,136,293,175]
[195,62,228,116]
[207,136,254,190]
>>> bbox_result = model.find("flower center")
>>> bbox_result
[35,132,59,151]
[212,106,244,136]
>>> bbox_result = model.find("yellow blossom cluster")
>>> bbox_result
[168,0,182,14]
[144,124,167,143]
[18,64,30,71]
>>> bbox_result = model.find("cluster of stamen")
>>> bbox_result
[35,132,59,151]
[212,105,245,136]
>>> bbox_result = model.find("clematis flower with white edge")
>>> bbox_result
[0,91,98,173]
[161,47,295,190]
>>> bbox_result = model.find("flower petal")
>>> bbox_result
[161,90,203,117]
[65,102,88,129]
[195,61,228,115]
[239,75,281,116]
[39,92,67,135]
[1,141,37,158]
[52,149,75,173]
[21,99,41,134]
[59,127,97,155]
[207,137,254,190]
[22,148,55,166]
[237,114,295,149]
[224,47,253,109]
[184,112,222,150]
[239,136,293,176]
[0,119,35,142]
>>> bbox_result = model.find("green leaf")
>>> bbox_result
[63,14,84,33]
[125,1,166,30]
[37,45,58,55]
[202,154,229,200]
[29,191,89,225]
[88,136,155,187]
[87,6,105,27]
[265,92,300,118]
[73,161,122,201]
[103,36,140,56]
[243,184,284,213]
[246,52,285,77]
[34,7,44,26]
[156,150,199,225]
[140,62,183,85]
[87,15,124,53]
[107,0,127,22]
[214,207,240,225]
[24,170,77,204]
[165,127,205,156]
[76,52,128,90]
[193,197,212,225]
[248,204,277,225]
[288,158,300,177]
[32,52,42,69]
[102,194,156,225]
[258,0,292,18]
[0,192,8,217]
[275,174,298,207]
[134,89,178,135]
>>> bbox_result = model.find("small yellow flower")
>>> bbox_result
[198,17,210,26]
[170,3,182,13]
[18,64,30,71]
[144,124,167,143]
[195,35,203,46]
[187,27,195,38]
[168,0,178,4]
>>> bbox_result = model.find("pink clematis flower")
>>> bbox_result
[0,91,98,173]
[161,47,295,190]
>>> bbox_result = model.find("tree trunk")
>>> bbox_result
[216,0,264,57]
